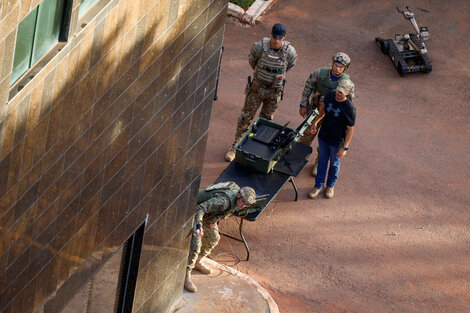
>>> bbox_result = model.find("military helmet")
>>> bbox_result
[332,52,351,67]
[239,187,256,205]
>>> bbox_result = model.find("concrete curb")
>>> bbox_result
[205,258,280,313]
[228,2,245,19]
[228,0,274,25]
[243,0,274,24]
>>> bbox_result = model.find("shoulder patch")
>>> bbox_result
[283,43,290,54]
[262,38,270,51]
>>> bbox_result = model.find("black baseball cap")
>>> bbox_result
[272,23,286,39]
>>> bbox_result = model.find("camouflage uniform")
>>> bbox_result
[299,67,355,146]
[232,38,297,147]
[187,182,241,270]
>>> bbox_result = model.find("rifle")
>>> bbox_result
[295,108,319,139]
[266,107,319,153]
[234,194,269,217]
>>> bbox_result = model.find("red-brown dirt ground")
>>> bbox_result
[201,0,470,312]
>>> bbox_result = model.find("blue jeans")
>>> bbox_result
[315,137,341,189]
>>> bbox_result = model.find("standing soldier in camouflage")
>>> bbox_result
[299,53,355,176]
[225,23,297,162]
[184,182,256,292]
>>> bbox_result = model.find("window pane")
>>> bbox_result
[32,0,64,63]
[11,8,38,85]
[79,0,98,17]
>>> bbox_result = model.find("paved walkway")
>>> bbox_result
[175,259,278,313]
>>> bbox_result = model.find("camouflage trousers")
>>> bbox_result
[187,222,220,270]
[231,82,282,147]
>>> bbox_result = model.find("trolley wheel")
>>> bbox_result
[375,37,389,54]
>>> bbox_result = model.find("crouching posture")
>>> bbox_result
[184,182,256,292]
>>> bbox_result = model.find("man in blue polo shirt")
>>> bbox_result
[308,79,356,199]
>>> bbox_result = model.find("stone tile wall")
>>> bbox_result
[0,0,228,312]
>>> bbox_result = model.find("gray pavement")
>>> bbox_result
[175,259,278,313]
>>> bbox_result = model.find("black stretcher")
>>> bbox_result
[215,142,312,260]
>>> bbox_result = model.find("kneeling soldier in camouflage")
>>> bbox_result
[184,182,256,292]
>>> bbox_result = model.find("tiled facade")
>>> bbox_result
[0,0,228,312]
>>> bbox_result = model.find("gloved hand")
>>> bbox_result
[194,223,203,237]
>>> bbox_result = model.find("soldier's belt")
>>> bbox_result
[252,80,282,91]
[203,213,226,223]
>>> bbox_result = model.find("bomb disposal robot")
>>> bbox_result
[375,6,432,76]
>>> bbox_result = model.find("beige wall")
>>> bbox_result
[0,0,228,312]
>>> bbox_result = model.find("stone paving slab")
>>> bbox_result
[174,259,278,313]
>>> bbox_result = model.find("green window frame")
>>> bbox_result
[78,0,98,18]
[10,0,66,85]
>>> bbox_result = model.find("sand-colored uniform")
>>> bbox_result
[232,38,297,146]
[187,182,240,270]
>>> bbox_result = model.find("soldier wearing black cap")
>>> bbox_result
[225,23,297,162]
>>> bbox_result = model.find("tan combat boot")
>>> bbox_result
[225,147,236,162]
[184,269,197,292]
[308,188,322,199]
[195,257,212,275]
[325,187,334,199]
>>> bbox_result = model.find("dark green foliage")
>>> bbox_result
[230,0,255,10]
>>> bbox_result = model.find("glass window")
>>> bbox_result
[10,0,65,85]
[33,0,65,63]
[11,10,38,84]
[78,0,98,18]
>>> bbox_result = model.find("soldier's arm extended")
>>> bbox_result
[286,45,297,72]
[248,41,263,69]
[194,196,230,229]
[300,69,321,108]
[312,102,326,131]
